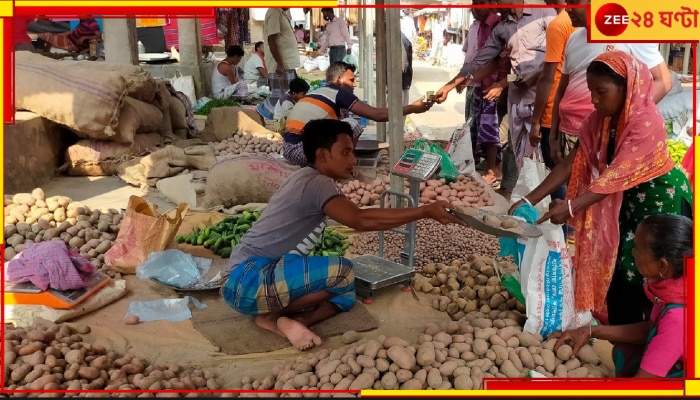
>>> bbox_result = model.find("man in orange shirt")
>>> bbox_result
[528,0,576,169]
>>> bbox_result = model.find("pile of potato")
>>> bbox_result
[337,175,492,208]
[210,133,282,159]
[350,220,501,271]
[413,256,525,320]
[4,188,121,275]
[4,321,220,395]
[230,313,611,394]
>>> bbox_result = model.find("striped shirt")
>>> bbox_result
[284,84,359,135]
[68,18,100,48]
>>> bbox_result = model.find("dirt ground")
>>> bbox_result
[20,174,614,390]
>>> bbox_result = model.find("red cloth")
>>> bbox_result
[567,51,675,312]
[163,17,219,50]
[644,277,686,308]
[14,17,33,46]
[7,241,96,291]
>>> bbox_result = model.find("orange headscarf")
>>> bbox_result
[567,50,674,312]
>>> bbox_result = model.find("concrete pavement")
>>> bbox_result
[407,59,467,142]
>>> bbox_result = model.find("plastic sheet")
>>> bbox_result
[125,296,207,323]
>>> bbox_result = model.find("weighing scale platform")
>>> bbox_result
[352,255,415,300]
[4,270,112,309]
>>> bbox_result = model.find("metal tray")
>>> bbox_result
[150,277,224,292]
[351,255,415,290]
[449,207,542,238]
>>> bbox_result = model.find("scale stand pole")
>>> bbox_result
[400,179,420,269]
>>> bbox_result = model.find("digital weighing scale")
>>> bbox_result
[352,149,443,303]
[4,270,112,309]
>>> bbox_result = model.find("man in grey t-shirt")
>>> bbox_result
[223,119,461,351]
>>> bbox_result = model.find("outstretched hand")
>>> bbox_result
[548,325,590,356]
[434,87,450,104]
[535,199,570,225]
[423,200,462,225]
[410,96,434,113]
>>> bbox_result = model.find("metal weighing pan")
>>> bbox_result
[150,277,224,292]
[449,207,543,238]
[354,140,389,157]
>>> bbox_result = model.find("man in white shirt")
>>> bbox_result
[549,0,672,164]
[400,9,416,42]
[318,8,352,64]
[243,41,270,86]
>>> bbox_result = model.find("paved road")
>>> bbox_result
[407,58,468,142]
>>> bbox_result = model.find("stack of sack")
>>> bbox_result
[15,52,196,177]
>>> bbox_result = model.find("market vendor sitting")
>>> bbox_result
[549,214,691,377]
[281,61,434,167]
[211,45,248,100]
[36,16,101,53]
[222,119,462,351]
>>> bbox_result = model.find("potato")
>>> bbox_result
[341,331,361,345]
[13,193,36,207]
[541,349,557,372]
[500,359,521,378]
[576,344,601,364]
[556,344,573,361]
[387,346,415,370]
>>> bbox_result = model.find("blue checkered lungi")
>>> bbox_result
[222,254,355,315]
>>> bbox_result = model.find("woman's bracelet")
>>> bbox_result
[567,200,574,217]
[522,197,532,206]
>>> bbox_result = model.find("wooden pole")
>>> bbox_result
[375,1,387,142]
[386,3,404,195]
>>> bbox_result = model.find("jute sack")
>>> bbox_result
[109,97,164,144]
[200,106,281,142]
[64,133,163,176]
[62,60,158,104]
[202,155,299,208]
[15,52,127,139]
[118,145,190,189]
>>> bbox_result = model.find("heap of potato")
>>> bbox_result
[4,188,121,275]
[337,175,492,208]
[350,220,501,271]
[232,314,610,394]
[4,321,220,395]
[413,256,524,320]
[210,133,283,159]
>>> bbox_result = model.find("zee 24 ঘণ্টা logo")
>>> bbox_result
[595,2,700,37]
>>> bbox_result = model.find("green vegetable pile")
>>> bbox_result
[309,229,350,256]
[176,211,260,258]
[668,139,688,166]
[302,78,324,91]
[194,99,241,116]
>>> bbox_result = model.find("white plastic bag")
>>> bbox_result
[135,249,203,288]
[171,71,197,106]
[125,296,207,323]
[517,222,592,338]
[445,123,475,175]
[510,150,550,215]
[343,54,358,68]
[303,57,318,72]
[317,55,330,72]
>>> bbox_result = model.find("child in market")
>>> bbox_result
[273,78,310,133]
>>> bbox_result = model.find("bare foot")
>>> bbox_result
[481,170,503,184]
[277,316,322,351]
[254,314,285,338]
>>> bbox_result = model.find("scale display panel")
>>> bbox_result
[391,149,442,181]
